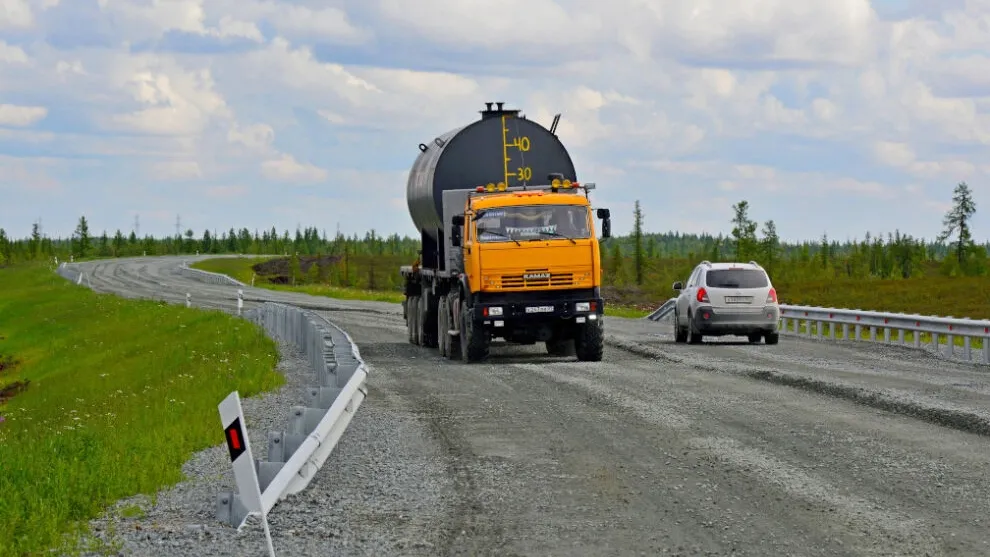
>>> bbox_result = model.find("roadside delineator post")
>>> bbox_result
[238,289,244,316]
[186,293,191,308]
[218,392,276,556]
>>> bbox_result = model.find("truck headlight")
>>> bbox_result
[575,302,590,312]
[487,306,503,316]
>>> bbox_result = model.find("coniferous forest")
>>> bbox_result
[2,182,987,318]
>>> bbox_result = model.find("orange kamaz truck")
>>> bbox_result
[400,102,612,362]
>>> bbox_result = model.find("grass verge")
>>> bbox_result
[0,262,282,555]
[192,257,651,316]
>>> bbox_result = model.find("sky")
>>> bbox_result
[1,0,988,244]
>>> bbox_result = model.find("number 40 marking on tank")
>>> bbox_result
[502,115,532,185]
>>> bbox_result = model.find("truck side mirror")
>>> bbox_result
[596,208,611,238]
[672,281,683,290]
[452,215,464,226]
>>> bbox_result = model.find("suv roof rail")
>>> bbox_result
[700,260,712,266]
[749,260,762,268]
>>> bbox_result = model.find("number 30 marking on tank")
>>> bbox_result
[516,167,533,180]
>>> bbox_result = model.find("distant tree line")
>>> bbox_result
[0,182,983,285]
[606,181,986,285]
[0,222,422,266]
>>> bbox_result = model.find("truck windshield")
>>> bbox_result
[474,205,590,242]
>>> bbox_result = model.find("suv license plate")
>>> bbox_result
[525,305,554,313]
[725,296,752,303]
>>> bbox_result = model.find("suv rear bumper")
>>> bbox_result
[692,305,780,335]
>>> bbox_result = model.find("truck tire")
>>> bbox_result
[546,338,575,356]
[459,305,489,362]
[574,320,604,361]
[437,296,449,357]
[407,295,419,345]
[419,292,438,348]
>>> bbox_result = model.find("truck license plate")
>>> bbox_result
[725,296,752,303]
[525,305,554,313]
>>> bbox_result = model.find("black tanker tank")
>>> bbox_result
[407,102,577,241]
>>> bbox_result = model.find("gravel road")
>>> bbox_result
[65,256,990,556]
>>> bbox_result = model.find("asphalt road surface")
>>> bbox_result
[66,256,990,556]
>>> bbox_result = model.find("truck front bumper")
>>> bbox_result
[471,297,605,328]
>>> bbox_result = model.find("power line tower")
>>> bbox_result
[133,215,140,237]
[175,215,181,238]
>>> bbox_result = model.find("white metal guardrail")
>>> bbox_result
[218,302,368,529]
[645,298,990,365]
[778,304,990,365]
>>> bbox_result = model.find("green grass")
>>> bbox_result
[0,262,282,555]
[192,257,654,315]
[188,255,270,286]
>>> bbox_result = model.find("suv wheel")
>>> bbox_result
[686,312,702,344]
[764,332,779,345]
[674,310,687,343]
[747,332,762,344]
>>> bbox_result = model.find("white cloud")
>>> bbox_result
[151,160,202,180]
[0,0,987,244]
[0,0,33,28]
[261,153,327,183]
[0,104,47,126]
[0,40,28,63]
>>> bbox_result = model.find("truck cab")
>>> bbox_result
[438,178,610,361]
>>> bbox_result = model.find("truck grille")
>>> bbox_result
[501,269,574,288]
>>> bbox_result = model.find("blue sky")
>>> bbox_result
[1,0,988,244]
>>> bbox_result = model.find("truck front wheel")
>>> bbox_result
[574,320,604,362]
[459,306,489,363]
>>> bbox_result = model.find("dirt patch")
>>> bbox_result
[252,255,341,282]
[0,379,29,404]
[0,354,18,375]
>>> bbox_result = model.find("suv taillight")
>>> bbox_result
[766,288,777,303]
[697,287,709,303]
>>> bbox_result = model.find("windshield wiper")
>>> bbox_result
[537,230,577,244]
[477,228,521,246]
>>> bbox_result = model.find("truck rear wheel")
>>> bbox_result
[574,320,604,361]
[419,292,438,348]
[437,296,450,357]
[407,295,420,345]
[459,305,489,362]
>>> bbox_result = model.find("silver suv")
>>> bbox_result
[672,261,780,345]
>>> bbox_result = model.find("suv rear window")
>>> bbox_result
[705,269,769,288]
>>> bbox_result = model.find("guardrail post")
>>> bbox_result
[854,324,861,341]
[869,326,876,342]
[984,335,990,364]
[947,334,955,358]
[963,336,971,361]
